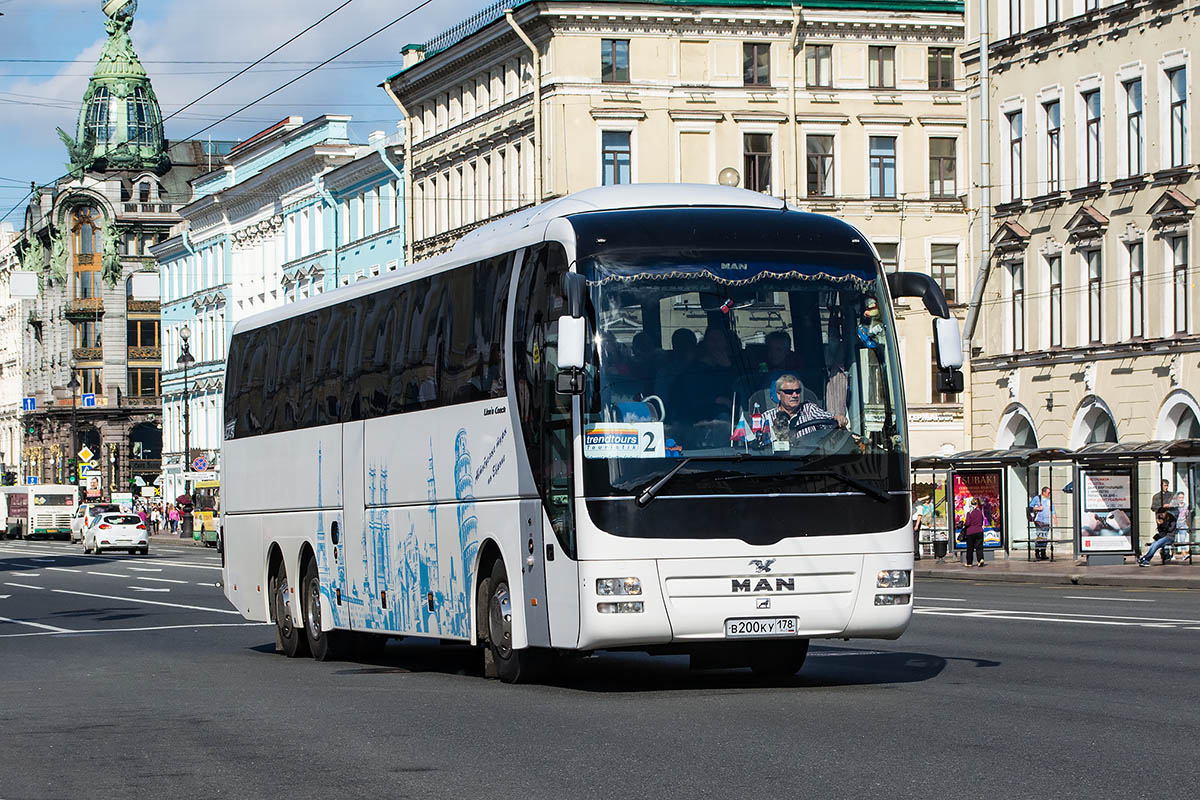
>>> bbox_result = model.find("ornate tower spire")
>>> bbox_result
[59,0,168,175]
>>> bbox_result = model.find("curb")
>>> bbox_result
[916,566,1200,590]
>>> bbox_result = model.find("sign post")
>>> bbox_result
[1075,468,1135,566]
[951,470,1006,560]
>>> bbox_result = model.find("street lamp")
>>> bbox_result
[177,325,195,540]
[67,361,79,490]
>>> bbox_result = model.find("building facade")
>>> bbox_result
[385,0,971,457]
[0,226,24,479]
[154,117,406,499]
[6,2,219,495]
[963,0,1200,452]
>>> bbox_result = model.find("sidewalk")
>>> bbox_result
[916,554,1200,589]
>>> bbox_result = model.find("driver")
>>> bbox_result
[758,373,838,448]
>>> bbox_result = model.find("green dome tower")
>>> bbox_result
[59,0,168,175]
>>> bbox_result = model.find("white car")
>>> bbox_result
[83,513,149,555]
[70,503,120,543]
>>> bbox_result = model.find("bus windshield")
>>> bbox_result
[578,247,906,500]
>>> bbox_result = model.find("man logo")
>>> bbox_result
[749,558,776,573]
[731,577,796,593]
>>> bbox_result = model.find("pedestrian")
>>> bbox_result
[911,491,923,561]
[150,504,161,536]
[1138,508,1178,567]
[168,505,180,534]
[1028,486,1057,561]
[1173,491,1191,559]
[960,497,987,568]
[1151,479,1172,514]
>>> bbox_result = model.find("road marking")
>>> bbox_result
[11,571,41,577]
[136,576,187,584]
[0,621,270,639]
[28,558,54,563]
[0,594,10,599]
[197,582,219,587]
[917,596,967,602]
[0,615,73,634]
[916,605,1200,629]
[129,586,171,593]
[4,582,44,590]
[46,567,82,574]
[87,571,126,578]
[51,589,241,615]
[1063,595,1156,603]
[127,567,162,572]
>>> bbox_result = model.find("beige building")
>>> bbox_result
[963,0,1200,451]
[384,0,971,457]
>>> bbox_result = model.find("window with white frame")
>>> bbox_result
[874,242,899,272]
[929,137,957,199]
[1008,0,1022,36]
[744,133,772,193]
[1086,247,1103,343]
[1048,254,1063,347]
[1011,260,1026,351]
[1124,79,1143,176]
[1007,110,1024,200]
[1045,0,1059,24]
[1168,67,1188,168]
[1084,0,1098,11]
[806,135,834,196]
[1172,235,1189,333]
[806,44,832,88]
[930,243,958,303]
[868,46,895,89]
[1044,100,1061,192]
[1128,241,1144,339]
[869,136,897,198]
[601,131,631,185]
[1084,89,1101,185]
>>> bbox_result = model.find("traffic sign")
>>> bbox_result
[21,397,35,412]
[192,456,209,472]
[77,446,94,463]
[81,393,96,408]
[25,476,38,485]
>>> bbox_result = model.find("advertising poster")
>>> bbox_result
[1079,470,1133,553]
[952,470,1004,549]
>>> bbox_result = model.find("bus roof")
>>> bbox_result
[230,184,795,336]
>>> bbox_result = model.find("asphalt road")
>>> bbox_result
[1,538,1198,800]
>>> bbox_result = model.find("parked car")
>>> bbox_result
[83,513,149,555]
[71,503,120,543]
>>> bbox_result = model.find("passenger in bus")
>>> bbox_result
[654,328,698,399]
[757,373,839,449]
[668,328,738,424]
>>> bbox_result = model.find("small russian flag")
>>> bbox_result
[731,412,750,442]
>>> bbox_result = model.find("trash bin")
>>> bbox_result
[933,539,949,559]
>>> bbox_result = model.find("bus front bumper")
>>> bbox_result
[575,553,913,651]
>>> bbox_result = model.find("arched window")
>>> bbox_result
[1073,401,1118,447]
[85,87,114,143]
[997,406,1038,448]
[72,207,102,300]
[126,87,160,146]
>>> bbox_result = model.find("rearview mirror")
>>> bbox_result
[557,315,586,370]
[562,272,586,319]
[933,317,963,369]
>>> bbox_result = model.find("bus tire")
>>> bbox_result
[138,547,149,555]
[302,558,345,662]
[271,561,309,659]
[484,559,539,684]
[748,639,810,679]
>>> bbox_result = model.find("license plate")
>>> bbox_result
[724,617,799,638]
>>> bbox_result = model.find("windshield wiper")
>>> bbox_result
[800,469,890,503]
[634,454,755,508]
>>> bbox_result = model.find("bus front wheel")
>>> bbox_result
[271,561,309,658]
[482,559,539,684]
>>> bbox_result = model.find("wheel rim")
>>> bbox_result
[489,581,513,659]
[276,575,293,636]
[306,578,322,638]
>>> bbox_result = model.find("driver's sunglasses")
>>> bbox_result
[779,388,802,396]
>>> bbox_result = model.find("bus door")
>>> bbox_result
[341,419,370,630]
[514,243,580,648]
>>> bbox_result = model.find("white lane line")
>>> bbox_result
[196,582,219,587]
[87,571,126,578]
[51,588,240,615]
[1063,595,1156,603]
[10,571,41,577]
[917,605,1200,624]
[917,596,967,602]
[135,576,187,584]
[28,558,55,563]
[129,587,171,593]
[46,567,82,574]
[4,582,44,590]
[127,567,162,573]
[0,615,73,633]
[0,621,270,639]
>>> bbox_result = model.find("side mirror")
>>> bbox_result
[887,271,951,319]
[933,317,963,369]
[557,315,586,370]
[562,272,586,319]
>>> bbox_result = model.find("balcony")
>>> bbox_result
[65,298,104,318]
[127,300,159,313]
[128,346,161,361]
[72,347,102,362]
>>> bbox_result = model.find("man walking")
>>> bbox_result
[1028,486,1056,561]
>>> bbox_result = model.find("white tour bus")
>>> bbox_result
[222,184,963,682]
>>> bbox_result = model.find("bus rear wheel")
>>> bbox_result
[482,559,540,684]
[302,558,345,662]
[271,561,309,658]
[748,639,810,679]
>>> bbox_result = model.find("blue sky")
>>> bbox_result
[0,0,492,223]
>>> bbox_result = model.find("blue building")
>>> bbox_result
[153,117,406,500]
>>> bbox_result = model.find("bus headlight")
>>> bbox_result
[876,569,911,588]
[597,602,644,614]
[596,577,642,596]
[874,593,911,606]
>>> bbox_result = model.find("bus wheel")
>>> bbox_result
[271,561,309,658]
[484,559,538,684]
[302,559,344,662]
[748,639,810,679]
